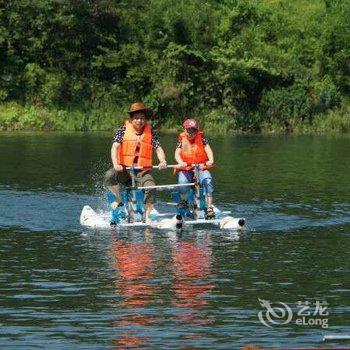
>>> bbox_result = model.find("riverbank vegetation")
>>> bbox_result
[0,0,349,133]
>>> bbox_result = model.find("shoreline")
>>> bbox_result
[1,102,349,135]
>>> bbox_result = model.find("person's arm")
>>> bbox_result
[175,145,187,167]
[204,144,214,166]
[111,142,123,171]
[152,130,167,169]
[110,126,125,172]
[156,146,167,169]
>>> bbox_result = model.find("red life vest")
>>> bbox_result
[178,131,208,165]
[118,120,153,167]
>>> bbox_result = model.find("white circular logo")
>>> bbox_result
[258,298,293,328]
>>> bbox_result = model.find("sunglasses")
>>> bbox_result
[186,128,198,134]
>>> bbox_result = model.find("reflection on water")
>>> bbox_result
[111,232,156,348]
[171,239,213,313]
[113,240,155,307]
[171,237,217,348]
[110,231,215,348]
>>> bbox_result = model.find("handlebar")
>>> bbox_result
[125,164,214,171]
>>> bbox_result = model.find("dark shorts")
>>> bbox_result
[104,168,156,205]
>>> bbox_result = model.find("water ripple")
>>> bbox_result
[1,189,350,234]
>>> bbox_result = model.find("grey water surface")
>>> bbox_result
[0,132,349,349]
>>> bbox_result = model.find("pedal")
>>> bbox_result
[111,201,124,209]
[177,199,189,210]
[205,207,216,220]
[186,210,195,219]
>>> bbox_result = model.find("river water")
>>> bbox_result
[0,132,349,349]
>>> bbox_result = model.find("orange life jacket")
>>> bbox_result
[178,131,208,165]
[118,120,153,167]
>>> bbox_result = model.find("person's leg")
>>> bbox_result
[199,170,214,208]
[136,171,156,221]
[103,168,130,206]
[178,171,194,202]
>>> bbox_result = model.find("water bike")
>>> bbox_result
[80,164,246,231]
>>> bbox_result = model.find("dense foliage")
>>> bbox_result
[0,0,349,132]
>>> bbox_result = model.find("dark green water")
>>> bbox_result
[0,132,349,349]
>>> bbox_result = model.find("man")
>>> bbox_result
[174,118,215,219]
[104,102,167,223]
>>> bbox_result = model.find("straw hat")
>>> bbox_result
[128,102,154,118]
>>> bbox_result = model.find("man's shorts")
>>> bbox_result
[104,168,156,205]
